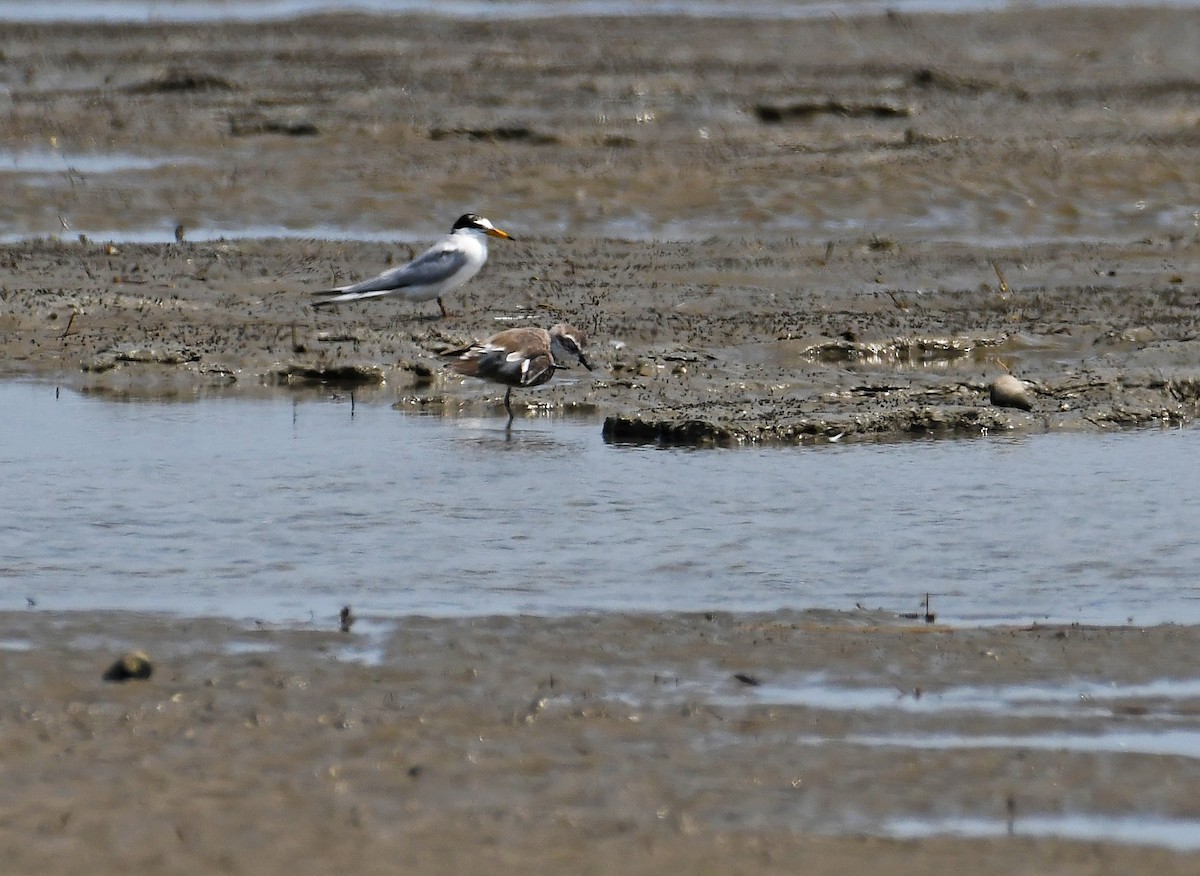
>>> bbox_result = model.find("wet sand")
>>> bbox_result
[7,608,1200,875]
[4,6,1200,871]
[2,7,1200,441]
[7,232,1200,443]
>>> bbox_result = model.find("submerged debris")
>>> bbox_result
[230,113,320,137]
[754,99,911,123]
[602,416,736,447]
[267,363,385,387]
[125,68,237,93]
[429,126,558,145]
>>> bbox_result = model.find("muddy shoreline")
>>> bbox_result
[6,608,1200,874]
[3,7,1200,442]
[5,6,1200,871]
[4,233,1200,444]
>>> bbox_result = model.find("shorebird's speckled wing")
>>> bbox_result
[448,328,556,388]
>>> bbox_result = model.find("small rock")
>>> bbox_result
[990,374,1034,411]
[103,650,153,682]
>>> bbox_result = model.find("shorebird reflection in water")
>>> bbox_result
[311,213,511,318]
[444,323,593,427]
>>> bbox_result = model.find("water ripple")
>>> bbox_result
[4,380,1200,623]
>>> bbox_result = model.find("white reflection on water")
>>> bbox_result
[0,201,1192,247]
[802,729,1200,758]
[0,150,205,175]
[884,813,1200,851]
[2,380,1200,623]
[5,0,1198,23]
[726,674,1200,718]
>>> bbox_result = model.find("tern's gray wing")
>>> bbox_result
[340,246,470,295]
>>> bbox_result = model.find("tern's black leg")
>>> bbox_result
[436,297,449,318]
[503,387,514,428]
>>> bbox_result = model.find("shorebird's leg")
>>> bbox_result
[436,297,449,318]
[504,387,515,428]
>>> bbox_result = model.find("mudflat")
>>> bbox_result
[2,7,1199,441]
[6,609,1200,875]
[4,6,1200,872]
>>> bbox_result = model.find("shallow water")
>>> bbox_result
[0,150,205,175]
[884,813,1200,851]
[3,380,1199,624]
[4,154,1196,246]
[803,729,1200,759]
[8,0,1194,24]
[728,674,1200,718]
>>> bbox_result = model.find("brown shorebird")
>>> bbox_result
[443,323,593,427]
[311,213,511,318]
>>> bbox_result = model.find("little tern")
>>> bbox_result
[312,213,511,318]
[443,323,593,427]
